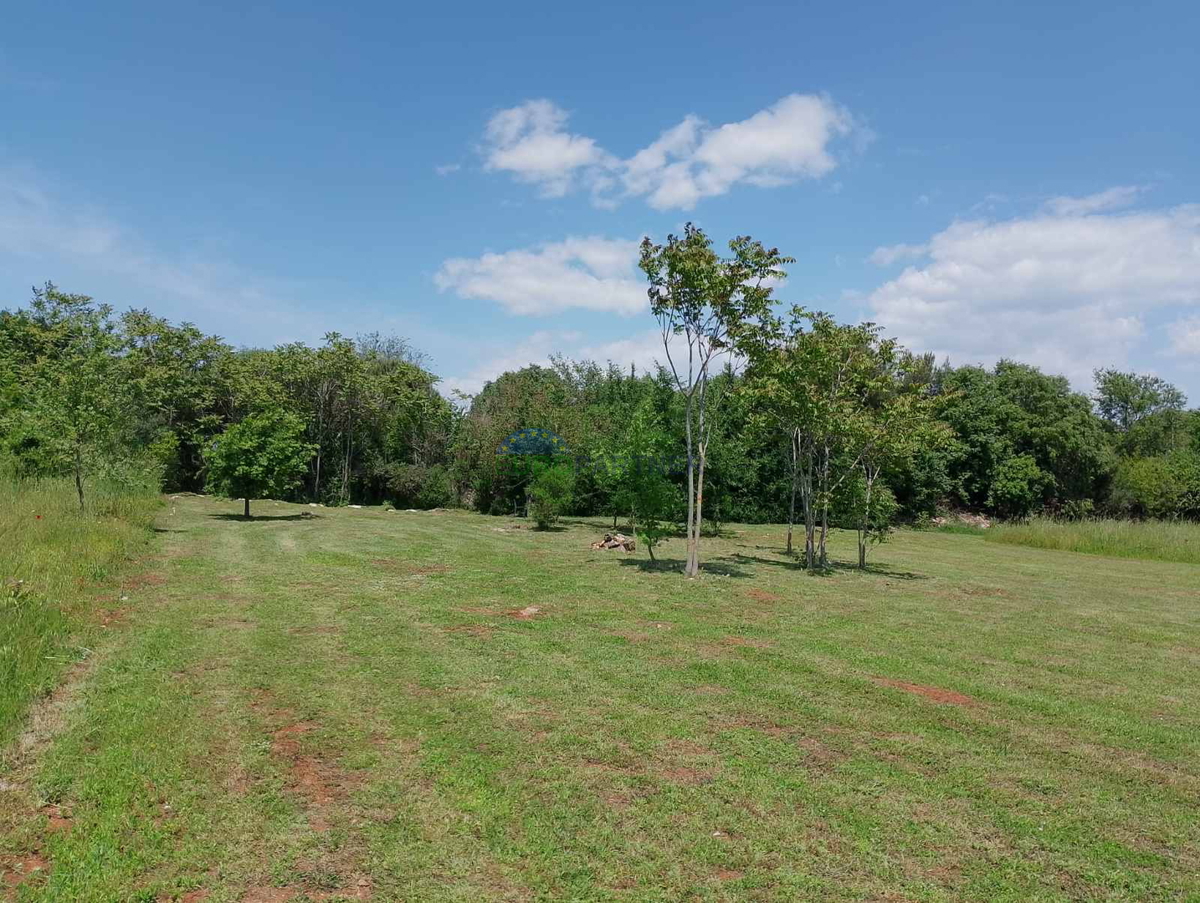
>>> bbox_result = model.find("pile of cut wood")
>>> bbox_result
[590,532,636,552]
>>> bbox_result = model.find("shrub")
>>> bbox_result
[528,463,574,529]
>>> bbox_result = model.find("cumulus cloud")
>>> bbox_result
[865,197,1200,386]
[481,99,614,198]
[434,236,645,316]
[479,94,858,209]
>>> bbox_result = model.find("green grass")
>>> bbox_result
[3,496,1199,901]
[0,477,158,747]
[986,516,1200,565]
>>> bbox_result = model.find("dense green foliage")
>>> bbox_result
[3,273,1198,534]
[206,411,315,517]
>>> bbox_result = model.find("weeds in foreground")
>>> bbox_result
[0,477,158,745]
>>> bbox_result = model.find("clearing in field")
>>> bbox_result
[2,495,1199,901]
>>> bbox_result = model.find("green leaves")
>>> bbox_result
[206,411,316,512]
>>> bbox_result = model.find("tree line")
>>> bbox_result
[2,225,1198,562]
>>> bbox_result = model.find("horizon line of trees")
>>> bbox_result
[2,263,1198,567]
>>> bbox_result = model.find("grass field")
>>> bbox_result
[985,517,1200,566]
[2,495,1199,901]
[0,478,158,748]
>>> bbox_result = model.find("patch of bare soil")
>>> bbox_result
[874,678,977,707]
[98,606,131,627]
[745,588,783,603]
[715,869,744,881]
[2,853,50,894]
[508,605,543,620]
[270,722,361,826]
[40,804,71,833]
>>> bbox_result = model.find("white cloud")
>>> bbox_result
[434,236,645,316]
[1169,316,1200,357]
[481,99,614,198]
[434,163,461,176]
[866,199,1200,386]
[478,94,859,210]
[868,242,929,266]
[1045,185,1143,216]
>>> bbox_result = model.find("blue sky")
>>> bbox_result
[2,0,1198,398]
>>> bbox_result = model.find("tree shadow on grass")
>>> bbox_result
[828,561,928,581]
[617,557,753,577]
[726,552,927,581]
[208,513,322,522]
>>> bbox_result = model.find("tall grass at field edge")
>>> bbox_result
[0,477,160,747]
[985,516,1200,565]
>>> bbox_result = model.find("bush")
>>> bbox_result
[528,463,574,529]
[387,463,456,509]
[988,454,1051,520]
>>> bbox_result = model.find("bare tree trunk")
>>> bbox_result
[692,442,707,577]
[244,497,251,518]
[859,464,876,570]
[684,392,698,578]
[786,428,799,555]
[74,444,85,512]
[818,441,831,567]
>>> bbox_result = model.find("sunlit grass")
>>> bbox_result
[0,476,158,745]
[986,516,1200,565]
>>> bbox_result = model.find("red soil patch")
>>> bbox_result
[41,804,72,832]
[180,891,211,903]
[715,869,744,881]
[2,853,50,891]
[874,678,977,707]
[267,720,361,832]
[745,588,782,603]
[508,605,543,620]
[98,607,131,628]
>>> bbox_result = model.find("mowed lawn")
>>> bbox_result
[3,496,1199,902]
